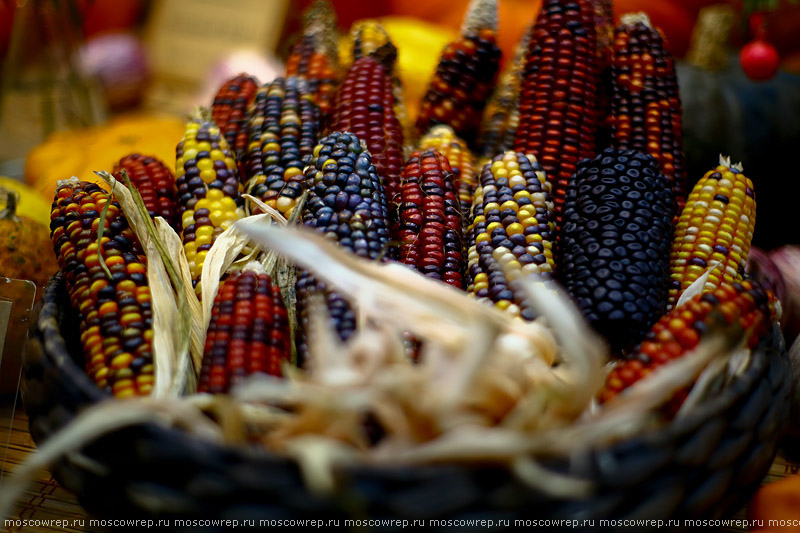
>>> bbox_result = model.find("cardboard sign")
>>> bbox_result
[0,278,36,394]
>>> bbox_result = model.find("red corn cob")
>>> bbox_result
[286,0,341,117]
[513,0,600,229]
[113,153,180,233]
[397,150,465,289]
[599,280,776,415]
[330,43,405,206]
[198,267,291,394]
[211,73,260,176]
[414,0,502,145]
[609,13,687,212]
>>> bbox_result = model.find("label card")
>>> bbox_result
[0,278,36,394]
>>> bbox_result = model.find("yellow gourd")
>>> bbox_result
[0,176,52,227]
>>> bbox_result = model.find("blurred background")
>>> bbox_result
[0,0,799,250]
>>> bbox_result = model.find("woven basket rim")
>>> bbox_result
[28,272,784,473]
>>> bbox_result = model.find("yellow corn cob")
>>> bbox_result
[668,156,756,308]
[175,115,245,291]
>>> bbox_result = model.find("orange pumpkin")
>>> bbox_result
[25,113,185,200]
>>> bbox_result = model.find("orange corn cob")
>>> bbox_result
[286,0,341,116]
[50,180,154,398]
[414,0,501,145]
[600,280,776,415]
[609,13,687,211]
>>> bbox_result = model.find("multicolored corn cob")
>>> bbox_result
[330,44,405,206]
[175,116,244,290]
[466,151,556,320]
[397,150,465,289]
[599,279,776,413]
[245,77,320,217]
[418,125,477,229]
[286,0,341,116]
[50,181,154,398]
[478,25,530,164]
[211,73,259,174]
[296,132,393,364]
[609,13,687,211]
[197,266,290,394]
[112,153,180,233]
[668,157,756,308]
[557,148,674,353]
[414,0,501,144]
[514,0,600,228]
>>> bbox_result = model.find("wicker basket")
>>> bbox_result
[22,274,791,531]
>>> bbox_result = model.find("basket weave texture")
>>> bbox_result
[22,274,791,530]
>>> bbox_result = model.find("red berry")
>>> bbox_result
[740,39,780,82]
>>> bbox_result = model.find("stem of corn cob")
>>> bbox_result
[418,125,477,232]
[414,0,501,145]
[175,111,245,293]
[514,0,601,229]
[244,77,321,218]
[113,154,180,233]
[50,180,154,397]
[557,148,675,353]
[466,151,556,320]
[609,12,687,213]
[668,156,756,309]
[396,150,466,289]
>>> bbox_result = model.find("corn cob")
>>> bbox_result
[414,0,501,145]
[50,181,154,398]
[296,132,392,364]
[668,156,756,309]
[245,77,321,217]
[418,125,477,229]
[466,151,556,320]
[557,148,674,353]
[599,279,776,413]
[286,0,341,116]
[211,73,259,175]
[112,154,180,233]
[197,266,290,394]
[514,0,600,228]
[175,116,244,290]
[594,0,614,146]
[609,13,687,211]
[397,150,465,288]
[330,44,405,206]
[340,20,393,71]
[478,25,530,164]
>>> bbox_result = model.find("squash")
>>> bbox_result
[0,176,52,227]
[0,188,58,296]
[25,112,185,199]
